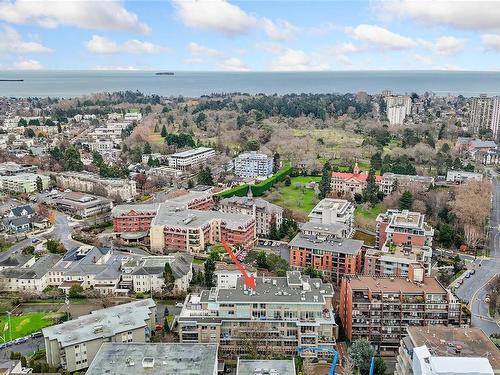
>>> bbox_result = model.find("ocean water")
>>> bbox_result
[0,70,500,98]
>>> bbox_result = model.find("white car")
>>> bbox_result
[175,303,184,308]
[18,368,33,374]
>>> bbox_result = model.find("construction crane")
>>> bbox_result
[297,346,339,375]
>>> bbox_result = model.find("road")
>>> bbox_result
[454,173,500,335]
[0,337,44,359]
[0,212,82,262]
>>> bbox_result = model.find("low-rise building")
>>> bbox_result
[395,326,500,375]
[112,203,160,234]
[219,189,282,237]
[308,198,354,236]
[86,343,218,375]
[376,209,434,252]
[120,253,193,293]
[47,246,126,295]
[177,271,337,356]
[379,173,435,194]
[56,171,137,201]
[167,147,215,171]
[364,246,433,277]
[289,231,364,284]
[330,163,382,198]
[477,149,500,166]
[214,262,257,289]
[339,274,469,353]
[233,151,273,178]
[49,191,113,218]
[0,162,37,176]
[0,254,61,292]
[446,170,483,183]
[150,204,256,255]
[0,173,49,194]
[43,299,157,373]
[236,359,296,375]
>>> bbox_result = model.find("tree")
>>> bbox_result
[363,168,379,205]
[204,257,216,287]
[195,112,207,129]
[399,190,413,210]
[162,262,175,297]
[36,176,43,192]
[63,147,83,171]
[68,284,84,298]
[143,142,152,155]
[197,166,214,186]
[18,118,27,127]
[256,251,268,269]
[284,175,291,186]
[374,357,387,375]
[348,339,374,375]
[303,266,322,279]
[57,123,62,133]
[273,152,281,173]
[161,125,168,138]
[24,127,35,138]
[187,179,194,189]
[319,161,332,199]
[370,152,382,171]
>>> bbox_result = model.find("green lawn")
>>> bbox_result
[0,312,60,341]
[269,176,321,215]
[354,204,383,221]
[148,133,165,145]
[192,258,206,265]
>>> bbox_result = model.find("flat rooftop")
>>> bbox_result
[153,205,254,230]
[237,359,296,375]
[310,198,351,212]
[347,275,447,294]
[169,147,214,158]
[42,299,155,347]
[86,343,218,375]
[407,326,500,371]
[203,271,334,304]
[289,234,363,255]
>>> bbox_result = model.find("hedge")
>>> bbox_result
[217,162,293,199]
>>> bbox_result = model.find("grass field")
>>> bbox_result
[269,176,321,215]
[291,128,364,148]
[0,312,60,341]
[148,133,165,145]
[354,204,383,221]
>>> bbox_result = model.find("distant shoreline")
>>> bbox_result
[0,79,23,82]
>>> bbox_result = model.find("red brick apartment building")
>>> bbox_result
[150,203,256,255]
[288,231,364,284]
[112,203,159,233]
[339,266,469,353]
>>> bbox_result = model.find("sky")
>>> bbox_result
[1,0,500,71]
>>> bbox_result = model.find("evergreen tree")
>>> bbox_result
[204,257,215,287]
[57,123,62,133]
[154,123,159,133]
[161,125,168,138]
[269,216,280,240]
[273,152,281,173]
[63,147,83,171]
[370,152,382,170]
[319,161,332,199]
[24,128,35,138]
[348,339,374,375]
[374,357,387,375]
[163,263,175,296]
[195,112,207,129]
[143,142,152,155]
[363,168,379,205]
[197,166,214,186]
[18,118,27,127]
[399,190,413,210]
[36,176,43,193]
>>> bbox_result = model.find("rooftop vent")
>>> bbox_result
[142,357,155,368]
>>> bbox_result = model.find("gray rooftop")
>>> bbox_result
[111,203,159,218]
[207,271,334,304]
[0,254,61,279]
[220,195,283,213]
[131,253,193,279]
[169,147,214,158]
[300,221,347,236]
[289,234,363,255]
[86,343,218,375]
[237,359,296,375]
[42,299,156,347]
[152,205,254,230]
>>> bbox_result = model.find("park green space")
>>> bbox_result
[0,312,60,341]
[269,176,321,214]
[354,204,383,221]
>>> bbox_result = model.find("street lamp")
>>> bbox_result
[7,311,12,343]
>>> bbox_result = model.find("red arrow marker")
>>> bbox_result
[221,239,256,289]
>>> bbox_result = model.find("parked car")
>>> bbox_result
[175,303,184,308]
[465,272,471,278]
[455,283,461,289]
[31,238,39,244]
[14,337,28,344]
[469,269,476,275]
[30,331,42,338]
